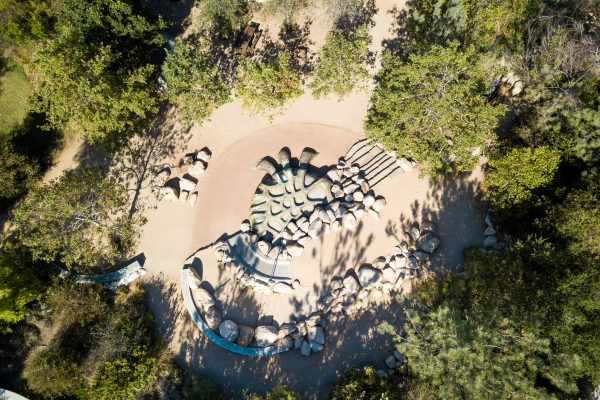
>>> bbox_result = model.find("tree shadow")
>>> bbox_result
[108,106,193,219]
[256,21,315,76]
[334,0,378,31]
[380,3,411,59]
[139,0,195,36]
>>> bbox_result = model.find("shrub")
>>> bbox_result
[162,39,230,125]
[235,52,303,116]
[310,25,371,98]
[366,42,505,175]
[328,366,396,400]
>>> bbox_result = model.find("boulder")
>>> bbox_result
[287,242,304,257]
[306,312,322,326]
[483,235,498,248]
[397,157,413,172]
[376,370,389,379]
[276,336,294,349]
[292,279,301,289]
[343,274,360,293]
[343,183,359,194]
[395,255,407,269]
[369,288,383,301]
[240,220,251,232]
[237,325,254,346]
[192,287,215,308]
[413,251,430,262]
[204,306,222,330]
[407,256,418,269]
[341,212,357,230]
[394,350,405,363]
[367,208,381,220]
[307,326,325,345]
[358,266,383,288]
[408,226,420,240]
[277,322,297,338]
[154,169,171,186]
[484,226,496,236]
[382,267,397,283]
[417,233,441,254]
[310,341,324,352]
[253,280,272,294]
[196,149,211,162]
[179,176,196,192]
[273,282,294,294]
[353,206,365,220]
[300,340,311,356]
[363,194,375,207]
[254,326,279,347]
[219,320,239,342]
[307,219,323,238]
[187,268,202,289]
[353,191,364,202]
[385,355,397,369]
[421,220,436,232]
[179,190,189,202]
[161,186,179,202]
[188,160,207,176]
[189,191,198,206]
[257,240,271,255]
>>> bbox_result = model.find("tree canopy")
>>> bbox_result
[365,42,505,175]
[161,39,231,125]
[310,25,371,99]
[12,168,144,271]
[28,0,164,144]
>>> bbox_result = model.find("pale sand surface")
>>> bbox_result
[37,0,488,397]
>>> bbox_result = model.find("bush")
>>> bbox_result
[162,39,230,125]
[328,366,396,400]
[0,135,38,204]
[193,0,248,37]
[23,346,86,398]
[235,52,303,116]
[251,385,301,400]
[484,146,561,215]
[310,25,371,98]
[12,168,145,271]
[0,251,43,333]
[366,42,505,175]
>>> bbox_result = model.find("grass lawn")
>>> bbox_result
[0,57,31,136]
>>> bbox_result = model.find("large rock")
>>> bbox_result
[240,220,251,232]
[307,219,323,238]
[358,266,383,288]
[188,160,206,176]
[407,256,418,269]
[483,235,498,248]
[484,226,496,236]
[343,274,360,293]
[397,157,413,172]
[385,355,397,369]
[372,197,387,212]
[330,278,343,290]
[417,233,441,254]
[382,267,397,283]
[257,240,271,255]
[287,242,304,257]
[276,336,293,349]
[341,212,357,230]
[255,325,279,347]
[273,282,294,294]
[204,306,222,330]
[161,186,178,201]
[237,325,254,346]
[219,320,239,342]
[310,341,324,352]
[196,149,211,162]
[179,176,197,192]
[192,287,215,308]
[277,322,297,338]
[308,326,325,345]
[187,268,202,289]
[300,340,311,356]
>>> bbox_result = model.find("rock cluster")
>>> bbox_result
[377,350,407,379]
[155,148,212,206]
[482,213,504,250]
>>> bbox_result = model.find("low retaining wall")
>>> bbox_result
[180,268,291,357]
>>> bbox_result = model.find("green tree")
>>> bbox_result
[310,25,371,98]
[0,0,52,48]
[0,251,42,333]
[251,385,302,400]
[327,366,396,400]
[29,0,164,144]
[0,135,38,203]
[382,307,556,399]
[162,39,230,125]
[235,52,303,116]
[193,0,248,37]
[484,146,561,215]
[12,168,144,271]
[366,42,505,175]
[24,346,86,398]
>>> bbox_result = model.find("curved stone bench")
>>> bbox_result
[180,268,291,357]
[56,260,143,284]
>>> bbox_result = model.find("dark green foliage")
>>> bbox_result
[0,0,53,47]
[178,375,226,400]
[22,282,177,399]
[29,0,165,143]
[0,135,38,203]
[12,168,144,271]
[251,385,302,400]
[310,25,371,98]
[0,250,43,333]
[194,0,248,38]
[162,38,231,125]
[366,42,505,175]
[328,366,397,400]
[484,146,561,216]
[235,52,303,116]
